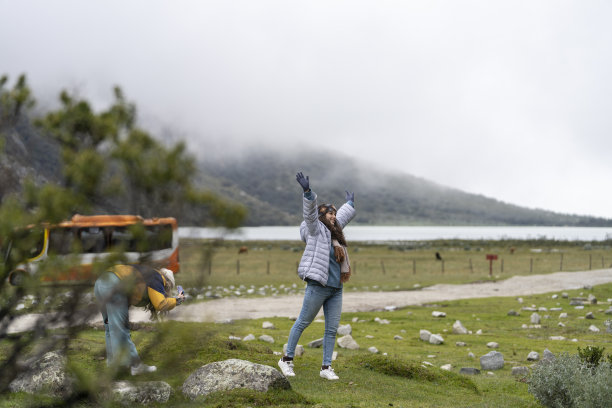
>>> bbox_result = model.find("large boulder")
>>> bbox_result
[480,351,504,371]
[337,335,360,350]
[9,351,74,397]
[112,381,172,405]
[452,320,468,334]
[182,359,290,400]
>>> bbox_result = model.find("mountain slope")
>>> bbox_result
[198,149,612,227]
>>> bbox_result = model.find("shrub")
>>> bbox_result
[577,345,605,369]
[528,353,612,408]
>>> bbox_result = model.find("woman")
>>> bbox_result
[278,172,355,380]
[94,264,185,375]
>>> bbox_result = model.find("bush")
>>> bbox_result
[528,353,612,408]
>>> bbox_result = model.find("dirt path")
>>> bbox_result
[7,269,612,333]
[163,268,612,323]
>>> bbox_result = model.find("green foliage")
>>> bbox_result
[577,345,606,369]
[528,353,612,408]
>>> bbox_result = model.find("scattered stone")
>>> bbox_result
[337,324,352,336]
[486,342,499,349]
[588,325,600,333]
[551,294,558,299]
[550,336,566,340]
[586,312,595,319]
[368,347,379,354]
[530,313,541,324]
[229,336,242,341]
[527,351,539,361]
[243,334,256,341]
[522,307,537,312]
[604,320,612,333]
[584,285,593,290]
[422,361,434,367]
[182,359,290,400]
[337,335,360,350]
[550,307,562,311]
[440,364,452,371]
[575,305,585,310]
[559,312,568,319]
[394,335,403,340]
[456,342,467,347]
[459,367,480,375]
[517,297,524,303]
[538,307,548,312]
[570,298,586,306]
[558,322,566,327]
[562,292,569,298]
[476,329,483,335]
[262,321,275,329]
[308,338,323,348]
[419,329,432,342]
[112,381,172,405]
[452,320,468,334]
[480,351,504,371]
[468,352,475,359]
[512,367,529,377]
[521,324,528,329]
[365,335,375,339]
[432,311,446,318]
[507,310,519,316]
[374,317,390,324]
[8,351,74,397]
[352,317,359,323]
[429,334,444,345]
[384,306,397,311]
[259,335,274,344]
[427,354,436,358]
[605,308,612,315]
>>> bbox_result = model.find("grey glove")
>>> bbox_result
[296,172,310,192]
[345,190,354,202]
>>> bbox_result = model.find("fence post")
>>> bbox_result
[560,253,563,271]
[501,259,504,273]
[530,258,533,274]
[603,257,605,268]
[381,260,386,274]
[469,258,473,274]
[589,254,592,270]
[267,260,270,275]
[209,257,212,275]
[413,259,416,275]
[237,259,240,275]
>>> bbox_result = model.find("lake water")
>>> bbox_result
[179,226,612,242]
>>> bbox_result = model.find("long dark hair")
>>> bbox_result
[319,210,347,247]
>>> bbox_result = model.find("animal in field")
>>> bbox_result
[238,246,248,254]
[435,252,443,261]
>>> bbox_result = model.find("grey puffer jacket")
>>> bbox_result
[297,190,356,286]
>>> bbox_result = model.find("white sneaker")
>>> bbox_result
[320,367,339,380]
[130,362,157,375]
[278,359,295,377]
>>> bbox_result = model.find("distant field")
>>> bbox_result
[177,238,612,291]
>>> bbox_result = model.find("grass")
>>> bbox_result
[5,280,612,407]
[178,238,612,292]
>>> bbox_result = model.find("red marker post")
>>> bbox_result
[486,254,498,277]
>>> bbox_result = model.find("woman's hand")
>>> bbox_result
[345,190,354,202]
[296,172,310,192]
[176,293,185,305]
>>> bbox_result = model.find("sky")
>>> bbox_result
[2,1,612,218]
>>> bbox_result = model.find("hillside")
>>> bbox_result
[197,149,612,227]
[2,120,612,227]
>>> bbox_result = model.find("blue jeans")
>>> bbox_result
[93,273,140,368]
[286,282,343,366]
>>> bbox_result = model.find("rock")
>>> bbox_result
[480,351,504,371]
[530,313,541,324]
[588,325,600,333]
[550,307,562,311]
[452,320,468,334]
[562,292,569,298]
[486,342,499,349]
[112,381,172,405]
[512,367,529,377]
[337,335,360,350]
[456,342,467,347]
[459,367,480,375]
[337,324,352,336]
[419,329,432,342]
[432,311,446,318]
[182,359,290,400]
[262,321,275,329]
[243,334,256,341]
[507,310,519,316]
[527,351,539,361]
[365,335,375,339]
[476,329,483,335]
[259,335,274,343]
[551,294,558,299]
[384,306,397,311]
[542,349,555,361]
[605,308,612,315]
[558,322,566,327]
[538,307,548,312]
[308,338,323,348]
[9,351,74,397]
[559,312,568,319]
[440,364,452,371]
[422,361,434,367]
[586,312,595,319]
[332,351,338,361]
[522,307,537,312]
[229,336,242,341]
[575,305,585,310]
[429,334,444,345]
[368,347,378,354]
[550,336,566,340]
[374,317,390,324]
[570,298,586,306]
[352,317,359,322]
[468,352,475,359]
[517,297,523,303]
[394,335,403,340]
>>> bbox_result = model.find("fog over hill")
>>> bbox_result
[196,148,612,227]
